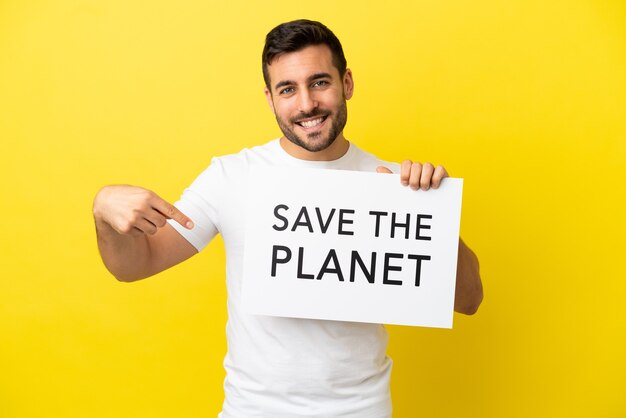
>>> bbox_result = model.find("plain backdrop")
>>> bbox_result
[1,1,625,417]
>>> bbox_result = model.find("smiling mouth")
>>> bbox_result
[296,115,328,129]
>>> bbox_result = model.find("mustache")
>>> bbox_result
[290,110,330,124]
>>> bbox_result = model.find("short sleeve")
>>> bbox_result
[167,157,225,251]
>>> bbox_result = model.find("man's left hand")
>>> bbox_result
[377,160,448,190]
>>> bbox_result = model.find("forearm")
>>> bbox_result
[454,239,483,315]
[94,216,153,281]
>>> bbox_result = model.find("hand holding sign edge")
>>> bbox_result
[376,160,449,190]
[376,162,482,314]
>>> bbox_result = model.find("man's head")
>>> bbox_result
[262,20,353,156]
[262,19,347,89]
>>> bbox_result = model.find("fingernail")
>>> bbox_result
[186,221,194,229]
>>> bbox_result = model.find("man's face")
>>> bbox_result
[264,45,354,153]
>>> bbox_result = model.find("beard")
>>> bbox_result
[275,100,348,153]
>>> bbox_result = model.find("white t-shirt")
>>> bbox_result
[169,139,399,417]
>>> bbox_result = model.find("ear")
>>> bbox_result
[343,69,354,100]
[264,87,276,114]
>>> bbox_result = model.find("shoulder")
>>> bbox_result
[212,139,281,169]
[181,140,281,205]
[189,139,281,182]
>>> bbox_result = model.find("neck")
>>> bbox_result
[279,135,350,161]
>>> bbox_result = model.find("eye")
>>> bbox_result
[279,87,295,95]
[312,80,329,88]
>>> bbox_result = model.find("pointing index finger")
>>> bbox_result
[152,197,194,229]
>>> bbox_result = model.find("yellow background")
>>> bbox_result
[1,0,625,417]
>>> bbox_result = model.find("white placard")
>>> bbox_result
[242,165,463,328]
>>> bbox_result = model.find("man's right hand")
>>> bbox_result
[93,185,198,281]
[93,185,194,236]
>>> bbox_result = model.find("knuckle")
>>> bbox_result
[130,210,143,223]
[138,191,153,203]
[134,203,147,214]
[119,222,133,234]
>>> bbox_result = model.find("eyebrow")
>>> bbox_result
[273,72,333,91]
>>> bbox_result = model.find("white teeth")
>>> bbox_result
[300,117,324,128]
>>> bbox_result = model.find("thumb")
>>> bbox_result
[376,166,393,174]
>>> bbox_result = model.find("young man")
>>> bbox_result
[93,19,482,417]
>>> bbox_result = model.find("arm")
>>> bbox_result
[454,238,483,314]
[93,185,198,282]
[377,160,484,315]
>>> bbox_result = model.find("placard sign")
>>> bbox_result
[242,165,463,328]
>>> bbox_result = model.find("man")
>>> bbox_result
[93,19,482,417]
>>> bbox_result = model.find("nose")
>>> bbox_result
[297,89,318,114]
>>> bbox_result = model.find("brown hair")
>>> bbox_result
[262,19,347,88]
